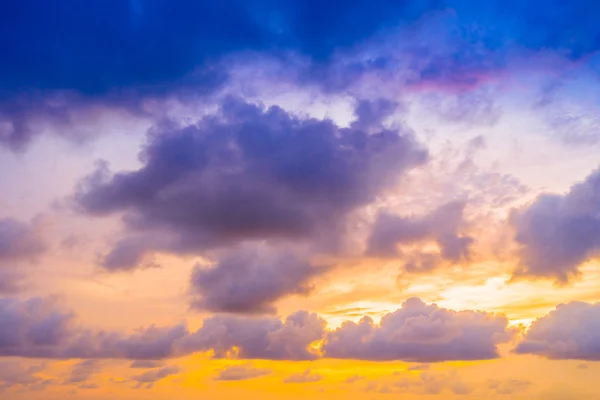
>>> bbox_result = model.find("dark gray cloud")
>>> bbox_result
[322,297,514,362]
[214,364,271,381]
[511,167,600,283]
[516,301,600,360]
[190,245,328,314]
[283,369,323,383]
[75,97,427,271]
[367,201,473,268]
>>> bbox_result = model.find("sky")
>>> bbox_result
[1,1,600,399]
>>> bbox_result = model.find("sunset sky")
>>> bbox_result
[2,1,600,399]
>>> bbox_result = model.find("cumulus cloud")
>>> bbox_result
[367,201,474,268]
[516,301,600,360]
[190,245,328,314]
[75,97,427,270]
[0,296,521,363]
[511,167,600,283]
[183,310,326,361]
[283,369,323,383]
[322,297,515,362]
[214,364,271,381]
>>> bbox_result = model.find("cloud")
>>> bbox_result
[0,360,48,392]
[283,369,323,383]
[0,218,47,294]
[366,370,472,395]
[406,363,430,371]
[190,244,328,314]
[130,360,164,369]
[183,310,326,361]
[488,378,533,395]
[322,297,515,362]
[516,301,600,360]
[0,218,46,262]
[64,360,98,384]
[0,296,520,363]
[0,0,443,151]
[367,201,474,268]
[214,364,271,381]
[75,97,427,270]
[130,365,180,389]
[0,296,324,361]
[511,167,600,283]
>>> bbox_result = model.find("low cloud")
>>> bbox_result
[322,297,515,362]
[130,365,180,389]
[0,296,520,363]
[214,364,271,381]
[283,369,323,383]
[511,167,600,283]
[516,301,600,360]
[190,244,329,314]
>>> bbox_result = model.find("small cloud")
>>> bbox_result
[345,374,365,384]
[283,370,323,384]
[130,360,164,369]
[214,365,271,381]
[130,365,180,389]
[406,364,430,371]
[488,378,533,395]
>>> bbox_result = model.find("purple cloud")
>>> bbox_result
[367,201,473,268]
[75,98,427,270]
[0,218,45,262]
[190,245,328,314]
[283,369,323,383]
[322,297,514,362]
[516,301,600,360]
[214,364,271,381]
[0,296,521,363]
[511,167,600,283]
[130,365,180,389]
[183,310,326,361]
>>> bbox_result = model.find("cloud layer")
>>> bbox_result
[0,296,518,363]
